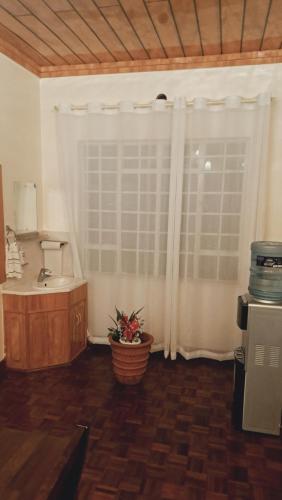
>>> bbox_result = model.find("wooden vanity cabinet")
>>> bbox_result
[3,284,87,371]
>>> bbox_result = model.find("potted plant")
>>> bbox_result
[108,307,153,385]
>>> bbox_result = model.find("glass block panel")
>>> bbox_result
[226,142,246,155]
[203,173,223,192]
[102,174,117,190]
[88,193,99,210]
[224,173,243,192]
[101,212,116,230]
[222,194,241,214]
[206,142,225,155]
[202,158,224,171]
[141,143,156,156]
[179,253,186,278]
[139,252,154,274]
[198,256,217,279]
[189,194,197,212]
[140,193,156,212]
[189,174,198,192]
[181,215,187,232]
[202,194,221,213]
[140,213,156,231]
[121,232,137,249]
[141,158,157,169]
[190,159,201,170]
[102,232,116,245]
[101,192,116,210]
[88,173,99,189]
[88,144,99,156]
[159,253,167,275]
[220,235,239,251]
[122,251,136,273]
[188,215,196,233]
[88,211,99,229]
[160,213,168,231]
[123,144,139,157]
[122,213,137,230]
[180,233,187,251]
[122,174,138,191]
[161,174,170,192]
[139,233,154,251]
[201,215,220,234]
[122,194,138,211]
[187,254,194,278]
[159,233,167,251]
[87,249,99,271]
[200,235,219,250]
[101,158,117,171]
[101,250,116,273]
[222,215,240,234]
[188,235,195,251]
[124,159,139,169]
[225,157,246,171]
[140,174,157,191]
[88,231,99,244]
[88,159,99,171]
[160,194,169,212]
[219,256,238,280]
[101,143,117,156]
[161,158,170,170]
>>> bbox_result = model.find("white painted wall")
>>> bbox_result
[0,53,41,360]
[40,64,282,240]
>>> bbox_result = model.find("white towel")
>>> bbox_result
[6,241,24,279]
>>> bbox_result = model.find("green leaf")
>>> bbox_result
[109,315,118,326]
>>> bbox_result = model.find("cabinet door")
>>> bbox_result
[71,301,86,359]
[28,313,49,369]
[4,312,27,369]
[47,310,69,366]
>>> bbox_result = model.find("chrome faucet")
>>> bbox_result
[37,268,52,282]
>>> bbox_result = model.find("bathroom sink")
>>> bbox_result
[33,276,74,290]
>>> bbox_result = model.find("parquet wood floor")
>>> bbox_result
[0,346,281,499]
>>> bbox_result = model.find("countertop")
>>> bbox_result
[1,277,87,295]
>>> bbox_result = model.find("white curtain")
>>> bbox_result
[56,94,270,360]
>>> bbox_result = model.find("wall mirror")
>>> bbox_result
[14,181,37,235]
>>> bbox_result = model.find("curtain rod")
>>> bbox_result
[54,96,273,112]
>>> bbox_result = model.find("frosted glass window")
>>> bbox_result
[226,142,246,155]
[200,235,219,250]
[88,231,99,244]
[222,215,240,234]
[101,158,116,171]
[102,232,116,245]
[87,249,99,271]
[139,233,155,251]
[220,235,239,251]
[140,194,156,212]
[222,194,241,214]
[140,214,156,231]
[206,143,225,155]
[122,213,137,230]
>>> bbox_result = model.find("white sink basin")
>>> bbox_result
[33,276,74,290]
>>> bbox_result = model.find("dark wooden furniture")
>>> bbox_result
[3,284,87,371]
[0,165,5,284]
[0,425,89,500]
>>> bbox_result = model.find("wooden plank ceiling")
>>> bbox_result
[0,0,281,78]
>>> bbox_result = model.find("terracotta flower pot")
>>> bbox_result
[109,332,154,385]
